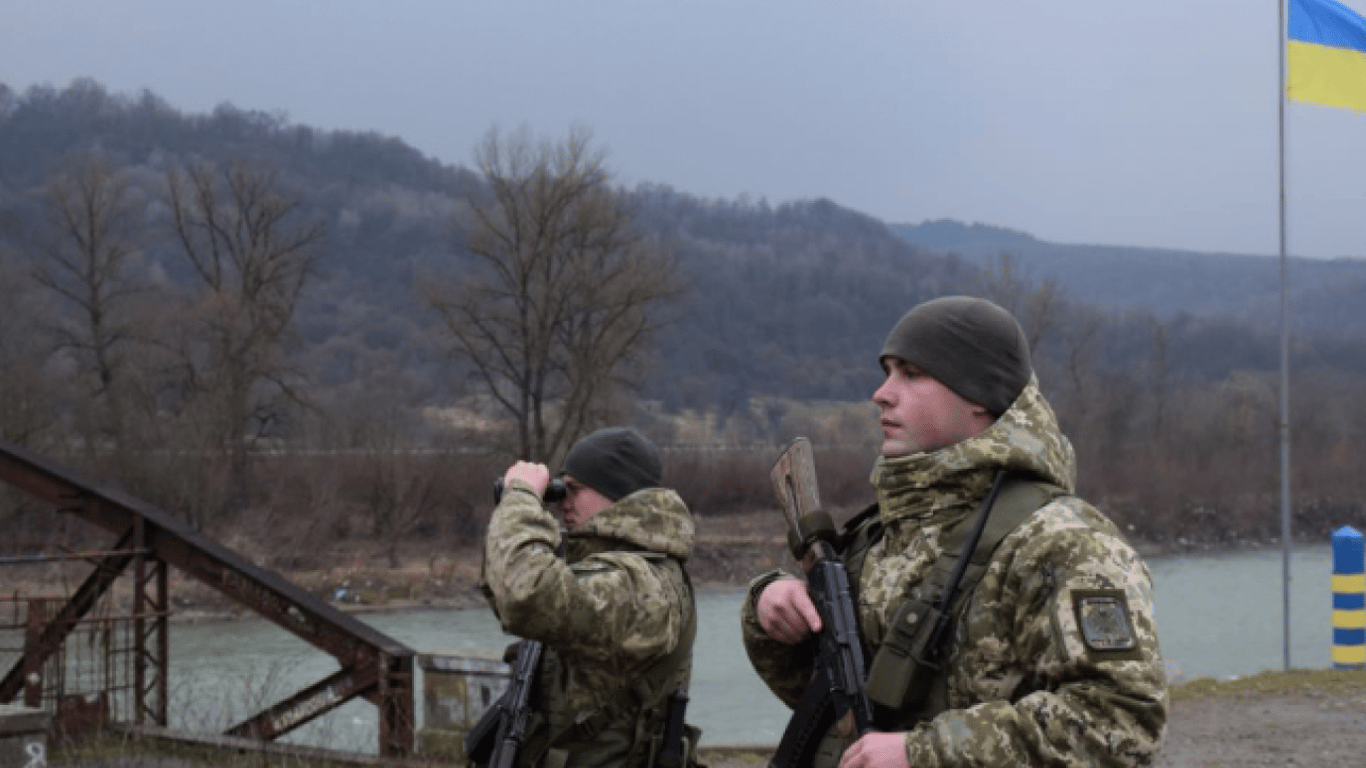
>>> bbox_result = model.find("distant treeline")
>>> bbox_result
[1,78,1363,563]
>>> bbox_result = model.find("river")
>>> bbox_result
[165,544,1338,751]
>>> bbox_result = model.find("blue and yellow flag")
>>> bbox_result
[1288,0,1366,113]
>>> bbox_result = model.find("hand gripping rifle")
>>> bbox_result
[464,638,544,768]
[768,438,874,768]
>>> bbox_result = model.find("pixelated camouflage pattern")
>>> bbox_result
[482,483,695,767]
[741,377,1168,767]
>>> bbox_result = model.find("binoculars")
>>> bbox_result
[492,477,568,505]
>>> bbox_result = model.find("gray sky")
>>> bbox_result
[4,0,1364,258]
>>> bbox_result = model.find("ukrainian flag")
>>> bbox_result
[1288,0,1366,113]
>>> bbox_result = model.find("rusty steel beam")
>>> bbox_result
[22,601,42,708]
[0,438,417,756]
[133,541,168,726]
[0,441,412,664]
[224,652,412,749]
[378,652,415,757]
[0,548,151,565]
[0,439,413,662]
[0,529,138,704]
[226,665,377,741]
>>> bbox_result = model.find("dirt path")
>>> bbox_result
[1156,688,1366,767]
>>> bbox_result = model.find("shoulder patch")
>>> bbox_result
[1072,589,1142,661]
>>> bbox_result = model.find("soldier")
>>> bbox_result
[481,426,699,768]
[741,296,1168,767]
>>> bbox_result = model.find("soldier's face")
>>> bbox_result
[558,477,612,529]
[873,358,993,457]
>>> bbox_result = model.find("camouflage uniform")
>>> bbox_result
[741,379,1168,766]
[483,479,697,768]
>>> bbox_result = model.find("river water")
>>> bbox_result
[165,545,1337,751]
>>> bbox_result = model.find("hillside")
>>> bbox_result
[890,219,1366,336]
[8,81,1366,409]
[5,78,1366,582]
[8,80,1366,418]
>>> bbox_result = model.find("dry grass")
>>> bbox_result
[1168,667,1366,702]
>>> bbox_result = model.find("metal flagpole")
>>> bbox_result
[1278,0,1293,672]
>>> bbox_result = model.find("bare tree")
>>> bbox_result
[0,248,61,449]
[1058,306,1107,445]
[1146,317,1172,441]
[426,126,684,462]
[165,159,324,515]
[977,251,1064,351]
[32,152,148,450]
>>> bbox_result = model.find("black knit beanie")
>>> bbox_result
[561,427,663,502]
[879,296,1032,417]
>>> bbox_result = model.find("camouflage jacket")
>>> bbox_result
[482,481,696,767]
[741,379,1168,767]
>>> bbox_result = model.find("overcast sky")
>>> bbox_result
[4,0,1365,258]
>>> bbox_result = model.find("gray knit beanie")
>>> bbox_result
[879,296,1032,416]
[561,427,663,502]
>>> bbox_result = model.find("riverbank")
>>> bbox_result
[6,506,1185,624]
[155,510,800,620]
[164,508,1186,620]
[16,506,1308,647]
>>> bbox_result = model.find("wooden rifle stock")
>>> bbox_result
[767,438,874,768]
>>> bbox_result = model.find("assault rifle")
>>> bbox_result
[767,438,874,768]
[464,639,544,768]
[657,687,691,768]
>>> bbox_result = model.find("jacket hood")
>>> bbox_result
[870,376,1076,523]
[566,487,695,560]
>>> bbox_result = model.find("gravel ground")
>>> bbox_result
[698,683,1366,767]
[1155,688,1366,767]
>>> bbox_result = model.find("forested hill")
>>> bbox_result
[4,78,1366,423]
[0,79,975,417]
[890,220,1366,335]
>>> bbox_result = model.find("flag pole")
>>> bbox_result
[1278,0,1293,672]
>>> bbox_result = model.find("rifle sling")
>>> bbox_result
[865,474,1063,721]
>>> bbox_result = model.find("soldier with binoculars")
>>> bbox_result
[477,427,702,768]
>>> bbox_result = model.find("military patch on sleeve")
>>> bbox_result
[1072,589,1143,661]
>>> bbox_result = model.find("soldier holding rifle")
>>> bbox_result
[476,427,701,768]
[741,297,1168,767]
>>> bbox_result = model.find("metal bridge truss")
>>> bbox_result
[0,438,416,757]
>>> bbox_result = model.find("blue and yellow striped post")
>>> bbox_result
[1332,525,1366,668]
